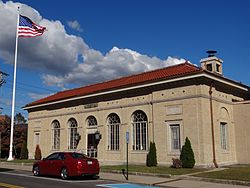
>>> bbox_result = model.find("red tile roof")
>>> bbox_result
[26,62,202,108]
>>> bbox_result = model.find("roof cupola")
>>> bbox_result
[200,50,223,75]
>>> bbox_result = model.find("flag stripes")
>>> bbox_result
[18,15,46,37]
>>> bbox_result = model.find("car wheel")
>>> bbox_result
[92,175,99,180]
[60,168,68,180]
[33,166,40,176]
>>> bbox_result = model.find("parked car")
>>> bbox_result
[32,152,100,180]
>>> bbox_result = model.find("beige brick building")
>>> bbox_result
[24,53,250,167]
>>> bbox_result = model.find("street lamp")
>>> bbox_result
[75,132,81,149]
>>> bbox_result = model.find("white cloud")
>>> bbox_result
[0,1,187,89]
[0,1,88,75]
[67,20,83,32]
[28,92,53,100]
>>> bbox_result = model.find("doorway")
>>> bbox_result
[87,134,97,157]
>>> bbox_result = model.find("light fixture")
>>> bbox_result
[95,131,102,140]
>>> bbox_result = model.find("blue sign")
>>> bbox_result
[126,132,129,143]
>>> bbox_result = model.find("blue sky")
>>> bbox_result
[0,0,250,118]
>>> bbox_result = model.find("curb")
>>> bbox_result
[101,169,172,178]
[0,162,33,166]
[183,176,250,187]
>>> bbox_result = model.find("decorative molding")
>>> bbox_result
[28,94,233,120]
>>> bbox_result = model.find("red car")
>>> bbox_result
[32,152,100,180]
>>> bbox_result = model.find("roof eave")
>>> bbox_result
[23,71,249,110]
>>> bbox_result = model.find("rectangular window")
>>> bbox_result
[52,128,60,150]
[34,132,40,146]
[108,124,120,150]
[132,122,148,151]
[170,124,181,152]
[220,122,227,150]
[34,132,40,154]
[69,127,77,150]
[206,64,212,71]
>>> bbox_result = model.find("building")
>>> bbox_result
[24,52,250,167]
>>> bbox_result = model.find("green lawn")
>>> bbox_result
[194,165,250,182]
[101,165,205,175]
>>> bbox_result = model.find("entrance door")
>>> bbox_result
[87,134,97,157]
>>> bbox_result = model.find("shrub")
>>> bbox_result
[34,145,42,160]
[20,140,28,159]
[146,142,157,167]
[180,137,195,168]
[171,158,182,168]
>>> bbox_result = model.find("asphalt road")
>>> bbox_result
[0,168,115,188]
[0,168,160,188]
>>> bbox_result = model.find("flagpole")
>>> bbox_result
[8,7,20,161]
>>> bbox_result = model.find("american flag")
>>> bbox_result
[18,15,46,37]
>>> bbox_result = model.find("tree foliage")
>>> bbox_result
[20,140,28,159]
[0,115,11,126]
[180,137,195,168]
[14,113,27,124]
[146,142,157,167]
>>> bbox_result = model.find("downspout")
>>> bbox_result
[209,83,218,168]
[151,93,154,142]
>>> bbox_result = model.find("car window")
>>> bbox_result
[46,153,59,160]
[70,153,88,159]
[58,153,65,160]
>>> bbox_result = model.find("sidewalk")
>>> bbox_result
[0,162,249,188]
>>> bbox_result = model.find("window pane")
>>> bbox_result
[52,121,60,150]
[220,123,227,150]
[132,110,148,151]
[87,116,97,126]
[107,114,120,151]
[171,125,180,151]
[68,119,78,150]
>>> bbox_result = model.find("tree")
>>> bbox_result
[0,115,11,126]
[14,113,27,124]
[34,145,42,160]
[20,140,28,159]
[146,142,157,167]
[180,137,195,168]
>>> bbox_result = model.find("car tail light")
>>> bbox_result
[77,160,83,169]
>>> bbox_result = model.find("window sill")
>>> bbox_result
[131,151,148,154]
[221,150,230,154]
[107,150,121,154]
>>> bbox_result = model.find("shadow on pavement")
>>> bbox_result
[36,175,100,181]
[0,168,15,172]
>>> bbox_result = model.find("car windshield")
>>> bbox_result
[70,153,88,159]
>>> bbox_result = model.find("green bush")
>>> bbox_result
[146,142,157,167]
[34,145,42,160]
[20,140,28,159]
[180,137,195,168]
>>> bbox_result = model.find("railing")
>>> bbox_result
[76,148,97,158]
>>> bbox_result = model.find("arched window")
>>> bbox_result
[86,116,97,127]
[52,120,60,150]
[68,118,78,150]
[107,113,120,150]
[132,110,148,151]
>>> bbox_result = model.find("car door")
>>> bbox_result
[50,153,65,176]
[40,153,57,175]
[44,153,60,175]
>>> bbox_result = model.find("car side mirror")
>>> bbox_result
[42,158,46,161]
